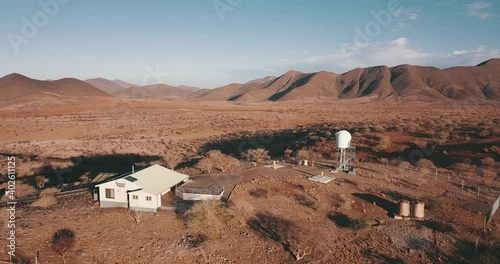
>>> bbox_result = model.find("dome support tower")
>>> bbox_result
[333,130,356,174]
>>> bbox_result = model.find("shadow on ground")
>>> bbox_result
[353,193,397,216]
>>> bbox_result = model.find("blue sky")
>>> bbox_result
[1,0,499,88]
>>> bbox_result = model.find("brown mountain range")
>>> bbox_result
[85,78,127,94]
[1,59,499,106]
[112,79,135,89]
[0,73,111,106]
[112,84,205,99]
[198,58,500,102]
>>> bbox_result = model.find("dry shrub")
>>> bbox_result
[481,157,496,167]
[184,200,231,231]
[451,162,475,173]
[0,182,37,201]
[350,218,370,230]
[196,150,241,173]
[79,174,90,184]
[417,159,435,173]
[163,150,183,170]
[31,188,59,208]
[249,188,268,198]
[421,196,443,210]
[35,175,49,188]
[377,157,389,165]
[333,194,353,211]
[374,135,391,152]
[406,122,421,133]
[294,149,312,161]
[479,168,496,179]
[243,148,270,162]
[10,254,33,264]
[52,228,76,264]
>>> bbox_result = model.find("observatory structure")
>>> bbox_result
[334,130,356,173]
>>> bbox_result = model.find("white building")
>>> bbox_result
[95,164,189,212]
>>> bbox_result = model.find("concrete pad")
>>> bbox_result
[308,175,334,184]
[264,164,286,169]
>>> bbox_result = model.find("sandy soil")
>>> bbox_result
[0,98,499,263]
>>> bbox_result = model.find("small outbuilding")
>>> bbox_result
[95,164,189,212]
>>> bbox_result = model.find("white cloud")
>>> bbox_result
[465,1,492,19]
[391,8,421,31]
[304,38,430,70]
[452,50,468,55]
[446,45,499,64]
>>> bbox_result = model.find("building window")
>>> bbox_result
[105,188,115,199]
[146,196,152,201]
[132,195,138,200]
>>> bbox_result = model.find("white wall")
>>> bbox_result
[97,180,141,206]
[128,190,160,211]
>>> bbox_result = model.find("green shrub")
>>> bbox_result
[350,218,369,230]
[420,196,443,210]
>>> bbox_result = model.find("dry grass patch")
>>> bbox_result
[183,200,232,232]
[31,187,59,208]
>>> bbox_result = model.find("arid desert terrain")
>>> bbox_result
[0,93,499,263]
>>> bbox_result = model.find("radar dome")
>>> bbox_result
[335,130,351,148]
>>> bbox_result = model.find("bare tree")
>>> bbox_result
[217,155,240,172]
[51,228,76,264]
[294,149,311,161]
[243,148,270,162]
[196,157,214,174]
[248,212,307,260]
[196,150,240,173]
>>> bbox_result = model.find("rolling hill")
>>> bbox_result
[2,59,499,106]
[0,73,112,107]
[112,79,135,89]
[113,84,204,99]
[0,73,110,98]
[197,58,500,102]
[85,78,126,94]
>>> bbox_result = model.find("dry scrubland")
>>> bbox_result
[0,98,499,263]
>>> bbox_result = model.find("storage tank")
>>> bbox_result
[398,200,411,217]
[335,130,352,149]
[412,201,425,218]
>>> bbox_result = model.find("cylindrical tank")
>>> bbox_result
[398,200,411,217]
[335,130,352,149]
[412,201,425,218]
[303,160,308,166]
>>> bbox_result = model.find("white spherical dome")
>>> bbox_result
[335,130,351,148]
